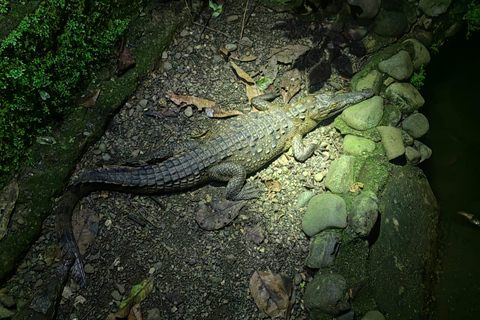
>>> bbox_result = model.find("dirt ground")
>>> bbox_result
[5,1,369,319]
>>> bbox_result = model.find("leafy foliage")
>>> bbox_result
[465,1,480,38]
[0,0,133,172]
[410,65,426,89]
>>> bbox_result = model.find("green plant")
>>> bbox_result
[410,65,426,89]
[0,0,133,173]
[0,0,8,14]
[209,0,223,18]
[465,1,480,38]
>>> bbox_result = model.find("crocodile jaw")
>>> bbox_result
[311,89,375,121]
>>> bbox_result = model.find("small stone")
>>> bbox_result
[361,310,386,320]
[161,51,168,59]
[402,113,429,138]
[116,283,126,295]
[378,50,413,81]
[111,290,122,301]
[102,153,111,161]
[343,135,376,155]
[17,217,25,225]
[34,279,44,287]
[93,149,102,155]
[164,61,173,71]
[302,194,347,237]
[314,172,325,182]
[377,126,405,160]
[239,37,253,47]
[325,156,355,194]
[184,106,193,117]
[0,295,15,308]
[84,264,95,274]
[147,308,162,320]
[341,96,384,130]
[213,54,223,63]
[224,43,237,52]
[405,146,421,164]
[98,142,107,153]
[296,191,315,209]
[226,15,239,22]
[139,99,148,108]
[180,29,190,37]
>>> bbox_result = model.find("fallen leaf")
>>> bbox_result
[271,45,309,64]
[244,224,265,244]
[265,180,282,193]
[72,208,99,255]
[81,89,101,108]
[107,278,154,320]
[117,39,136,75]
[280,69,302,104]
[230,54,257,62]
[196,200,246,230]
[349,182,364,193]
[0,176,19,241]
[246,84,263,106]
[168,93,242,118]
[128,303,143,320]
[230,61,255,84]
[249,271,294,319]
[219,46,230,59]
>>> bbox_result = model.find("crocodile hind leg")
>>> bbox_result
[207,162,260,200]
[292,134,317,162]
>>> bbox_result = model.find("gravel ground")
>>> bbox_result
[5,1,368,319]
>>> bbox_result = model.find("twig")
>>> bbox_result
[240,0,249,40]
[184,0,193,21]
[193,21,236,41]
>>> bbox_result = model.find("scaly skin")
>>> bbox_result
[56,89,374,285]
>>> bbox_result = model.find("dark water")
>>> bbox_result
[421,32,480,319]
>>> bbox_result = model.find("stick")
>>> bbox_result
[240,0,249,40]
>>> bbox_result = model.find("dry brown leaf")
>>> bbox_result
[219,46,230,59]
[280,69,302,104]
[230,54,257,62]
[0,176,19,241]
[230,61,255,84]
[81,89,101,108]
[249,271,294,319]
[168,93,242,118]
[72,208,99,255]
[244,224,265,244]
[117,39,136,75]
[196,200,246,230]
[265,180,282,193]
[127,303,143,320]
[246,84,262,106]
[350,182,364,193]
[271,45,309,64]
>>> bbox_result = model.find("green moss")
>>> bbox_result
[0,0,142,175]
[465,1,480,38]
[410,65,426,89]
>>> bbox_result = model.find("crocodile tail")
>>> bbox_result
[75,166,162,189]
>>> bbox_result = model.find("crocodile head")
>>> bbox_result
[310,89,375,121]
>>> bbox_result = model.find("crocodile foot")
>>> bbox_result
[195,199,246,230]
[231,182,263,201]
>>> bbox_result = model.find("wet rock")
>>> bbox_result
[84,264,95,274]
[343,135,376,156]
[405,146,421,164]
[102,153,111,161]
[139,99,149,108]
[305,230,341,268]
[302,194,347,237]
[378,50,413,81]
[414,140,432,162]
[403,39,431,70]
[325,156,355,194]
[184,106,193,117]
[377,126,405,160]
[353,69,383,95]
[402,113,429,138]
[372,10,407,38]
[349,191,379,237]
[334,117,382,142]
[296,190,315,209]
[341,96,384,130]
[347,0,381,19]
[164,61,173,70]
[98,142,107,153]
[111,290,122,301]
[383,104,402,127]
[239,37,253,47]
[361,310,385,320]
[147,308,162,320]
[385,82,425,114]
[401,129,414,146]
[419,0,452,17]
[180,28,190,37]
[224,43,237,52]
[304,273,350,317]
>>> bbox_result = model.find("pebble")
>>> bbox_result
[84,264,95,274]
[226,15,239,22]
[17,217,25,225]
[314,172,324,182]
[111,290,122,301]
[184,106,193,117]
[93,149,102,155]
[164,61,173,70]
[239,36,253,47]
[102,153,111,161]
[225,43,237,52]
[98,142,107,153]
[139,99,149,108]
[34,279,43,287]
[180,29,190,37]
[162,51,168,59]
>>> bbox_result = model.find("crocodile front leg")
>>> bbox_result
[251,91,280,111]
[292,134,317,162]
[208,162,259,200]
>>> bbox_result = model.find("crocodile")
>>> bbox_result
[55,88,374,285]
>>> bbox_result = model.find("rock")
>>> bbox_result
[163,61,173,70]
[304,273,350,317]
[334,117,382,142]
[347,0,381,19]
[419,0,452,17]
[343,135,376,156]
[179,28,190,37]
[226,15,239,22]
[302,194,347,237]
[353,69,383,95]
[147,308,162,320]
[383,104,402,127]
[414,140,432,162]
[377,126,405,160]
[372,10,407,38]
[98,142,107,153]
[401,130,414,146]
[361,310,385,320]
[385,82,425,114]
[403,38,431,69]
[139,99,149,108]
[402,113,429,138]
[224,43,237,52]
[378,50,413,81]
[305,230,341,268]
[111,290,122,301]
[325,156,356,194]
[102,153,111,161]
[184,106,193,117]
[296,191,315,209]
[84,264,95,274]
[405,146,421,164]
[370,166,439,319]
[341,96,384,130]
[349,191,379,237]
[239,36,253,47]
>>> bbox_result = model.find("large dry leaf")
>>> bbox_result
[249,271,294,319]
[281,69,302,104]
[0,176,19,241]
[117,40,136,75]
[107,278,154,320]
[271,45,309,64]
[168,93,242,118]
[230,54,257,62]
[72,208,99,255]
[246,84,262,106]
[196,200,246,230]
[81,89,101,108]
[244,224,265,244]
[230,61,255,84]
